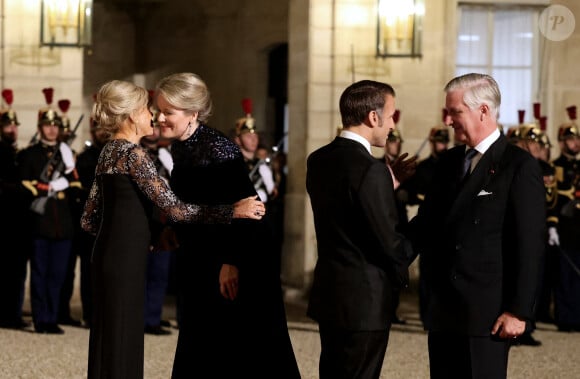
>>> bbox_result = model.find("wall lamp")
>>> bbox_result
[40,0,93,47]
[377,0,424,57]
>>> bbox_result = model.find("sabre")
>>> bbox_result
[65,114,85,145]
[29,131,39,145]
[39,114,84,182]
[558,247,580,278]
[414,137,430,157]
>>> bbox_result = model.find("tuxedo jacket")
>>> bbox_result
[306,137,410,331]
[410,134,546,335]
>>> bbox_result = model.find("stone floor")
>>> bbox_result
[2,284,578,378]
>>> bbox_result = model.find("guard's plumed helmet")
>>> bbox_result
[38,87,62,127]
[506,126,524,143]
[429,127,449,143]
[558,105,579,141]
[522,125,543,143]
[38,109,62,127]
[57,99,71,131]
[0,89,19,126]
[387,129,403,142]
[235,98,256,136]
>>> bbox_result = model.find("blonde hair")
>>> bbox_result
[92,80,149,136]
[155,72,213,123]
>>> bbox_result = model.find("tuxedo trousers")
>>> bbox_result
[318,324,390,379]
[428,331,510,379]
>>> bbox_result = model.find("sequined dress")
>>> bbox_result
[169,125,300,379]
[81,139,232,379]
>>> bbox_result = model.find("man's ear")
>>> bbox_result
[367,110,379,127]
[480,104,490,121]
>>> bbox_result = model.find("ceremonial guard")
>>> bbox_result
[234,98,276,203]
[398,114,451,327]
[401,110,451,207]
[507,108,553,346]
[57,97,90,327]
[0,89,31,329]
[141,105,176,335]
[550,105,580,332]
[17,88,80,334]
[377,110,408,325]
[532,114,560,326]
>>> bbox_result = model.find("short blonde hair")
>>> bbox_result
[155,72,213,123]
[92,80,149,136]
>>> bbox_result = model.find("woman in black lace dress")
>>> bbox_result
[154,73,301,379]
[80,80,265,379]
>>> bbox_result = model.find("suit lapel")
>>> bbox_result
[446,136,508,225]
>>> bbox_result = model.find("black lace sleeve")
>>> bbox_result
[126,143,233,224]
[81,140,233,229]
[80,178,100,234]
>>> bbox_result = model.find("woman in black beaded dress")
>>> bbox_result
[155,72,301,379]
[80,80,265,379]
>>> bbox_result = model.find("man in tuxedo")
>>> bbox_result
[306,80,411,379]
[409,73,545,379]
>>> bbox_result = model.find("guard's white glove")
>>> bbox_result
[49,177,70,192]
[548,226,560,246]
[158,147,174,175]
[59,142,75,174]
[258,163,275,194]
[256,188,268,203]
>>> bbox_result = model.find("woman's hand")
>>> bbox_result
[219,264,239,300]
[233,195,266,219]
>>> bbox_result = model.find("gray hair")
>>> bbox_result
[155,72,213,123]
[444,73,501,120]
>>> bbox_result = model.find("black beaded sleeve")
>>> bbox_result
[81,139,233,234]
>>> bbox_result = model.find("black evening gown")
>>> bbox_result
[169,125,301,379]
[88,174,150,379]
[81,139,232,379]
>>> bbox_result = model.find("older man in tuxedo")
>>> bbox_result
[306,80,412,379]
[409,73,545,379]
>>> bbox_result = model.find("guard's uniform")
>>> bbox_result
[17,105,79,334]
[0,96,32,329]
[550,110,580,331]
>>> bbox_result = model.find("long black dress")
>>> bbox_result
[81,139,232,379]
[170,124,300,379]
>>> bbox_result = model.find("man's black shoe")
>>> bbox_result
[392,317,407,325]
[59,317,83,327]
[145,325,172,335]
[513,333,541,346]
[35,323,65,334]
[537,315,555,324]
[0,318,30,330]
[557,324,580,332]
